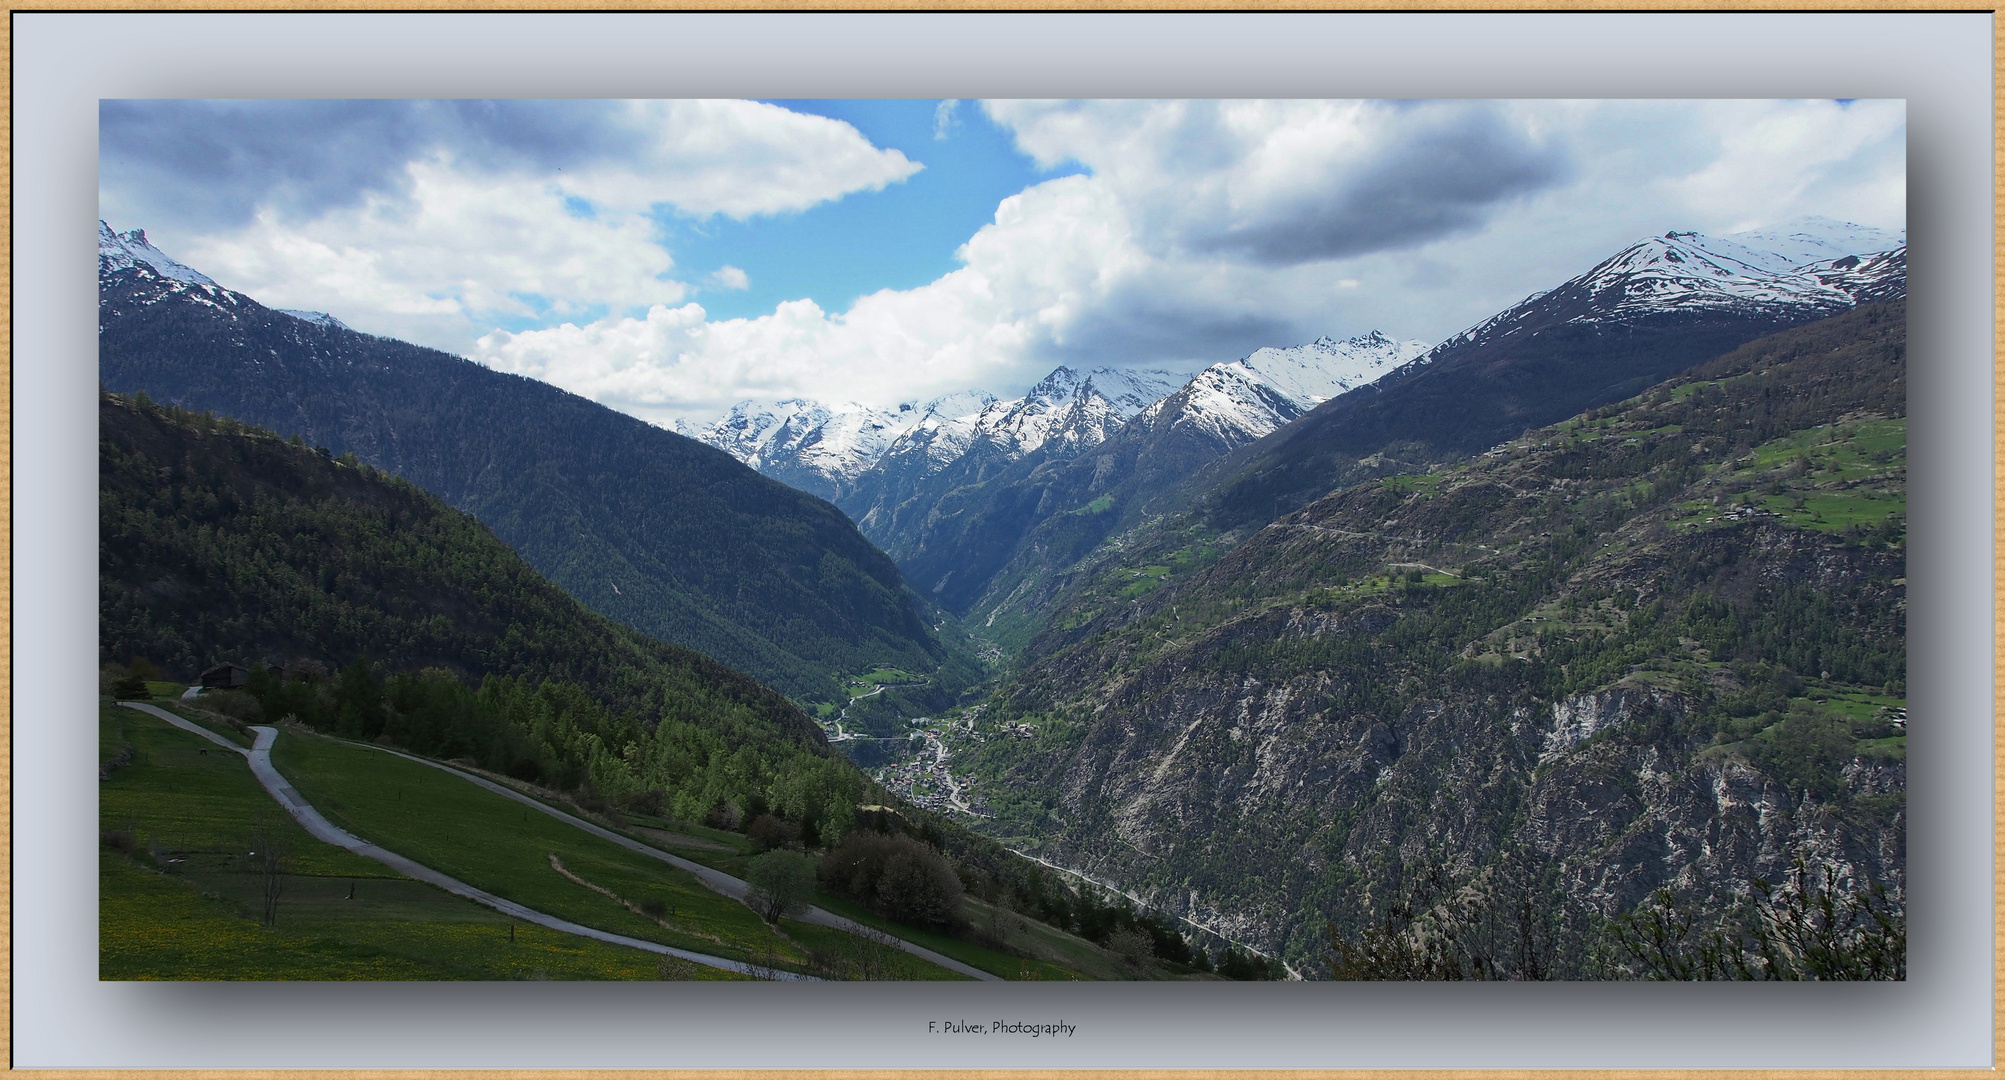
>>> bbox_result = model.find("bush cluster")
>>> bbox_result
[819,832,965,928]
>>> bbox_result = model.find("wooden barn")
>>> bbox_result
[198,663,250,690]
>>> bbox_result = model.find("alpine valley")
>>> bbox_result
[100,214,1906,981]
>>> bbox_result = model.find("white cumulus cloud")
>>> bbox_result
[706,265,751,291]
[142,99,1901,427]
[118,99,921,356]
[474,100,1902,427]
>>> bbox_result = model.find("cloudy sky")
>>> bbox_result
[100,98,1906,425]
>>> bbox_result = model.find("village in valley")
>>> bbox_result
[814,680,999,818]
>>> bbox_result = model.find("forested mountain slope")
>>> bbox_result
[98,226,961,702]
[101,393,1243,974]
[957,302,1907,976]
[98,392,873,824]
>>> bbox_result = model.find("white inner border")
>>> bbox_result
[15,11,1994,1069]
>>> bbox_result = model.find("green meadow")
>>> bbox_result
[268,727,967,979]
[100,704,695,980]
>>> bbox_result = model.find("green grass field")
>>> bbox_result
[1759,490,1906,534]
[101,704,695,980]
[270,730,797,968]
[268,728,969,979]
[1380,473,1445,496]
[106,697,1123,980]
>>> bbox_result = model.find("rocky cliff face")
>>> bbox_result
[956,302,1907,974]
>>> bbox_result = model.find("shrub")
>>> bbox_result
[1106,927,1154,974]
[204,690,265,723]
[705,800,742,832]
[820,832,964,927]
[622,789,666,817]
[744,849,817,924]
[111,673,151,700]
[746,814,801,852]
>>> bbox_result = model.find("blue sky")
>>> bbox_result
[99,99,1906,424]
[667,100,1082,323]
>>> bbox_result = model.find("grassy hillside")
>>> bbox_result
[101,704,704,980]
[266,726,965,979]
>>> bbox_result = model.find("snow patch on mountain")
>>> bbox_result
[1154,331,1431,444]
[975,366,1187,458]
[1776,247,1908,305]
[277,309,351,331]
[1432,217,1906,355]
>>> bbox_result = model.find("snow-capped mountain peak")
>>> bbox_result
[1231,331,1430,404]
[677,395,989,501]
[976,365,1186,457]
[100,221,361,334]
[855,390,1001,478]
[1425,218,1905,365]
[1151,331,1431,447]
[914,389,997,423]
[276,309,351,331]
[99,220,216,287]
[1712,216,1906,273]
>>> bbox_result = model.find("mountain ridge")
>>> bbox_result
[97,222,965,703]
[1188,225,1907,536]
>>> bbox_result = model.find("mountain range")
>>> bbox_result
[678,367,1190,505]
[681,218,1902,657]
[99,211,1906,979]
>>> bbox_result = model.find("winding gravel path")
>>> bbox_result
[117,702,802,979]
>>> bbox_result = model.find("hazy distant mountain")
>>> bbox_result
[818,340,1425,634]
[677,391,996,503]
[1137,331,1431,450]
